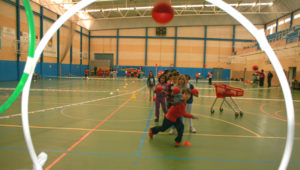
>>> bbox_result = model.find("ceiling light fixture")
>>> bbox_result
[84,2,273,13]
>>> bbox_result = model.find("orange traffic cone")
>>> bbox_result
[183,141,192,146]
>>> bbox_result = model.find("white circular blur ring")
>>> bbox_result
[21,0,96,169]
[205,0,295,170]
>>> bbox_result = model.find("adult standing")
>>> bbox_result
[208,71,212,85]
[259,69,265,87]
[267,71,273,87]
[195,73,199,84]
[94,66,97,76]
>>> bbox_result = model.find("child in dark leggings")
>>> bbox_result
[154,75,168,122]
[149,88,198,146]
[166,72,179,109]
[147,71,155,101]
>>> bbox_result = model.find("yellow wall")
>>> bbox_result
[19,9,40,61]
[206,41,232,68]
[178,27,204,37]
[72,32,80,64]
[0,0,92,79]
[177,40,204,67]
[147,39,174,66]
[90,26,271,68]
[43,8,57,21]
[90,38,116,65]
[91,30,116,36]
[207,26,232,39]
[0,1,16,61]
[59,21,72,64]
[120,28,145,36]
[293,10,300,26]
[119,38,144,66]
[82,35,89,65]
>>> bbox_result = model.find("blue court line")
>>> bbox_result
[0,146,300,165]
[136,103,154,156]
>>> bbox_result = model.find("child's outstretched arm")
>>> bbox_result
[182,108,198,119]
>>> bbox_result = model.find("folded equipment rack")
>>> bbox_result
[211,83,244,118]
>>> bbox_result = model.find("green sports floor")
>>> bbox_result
[0,77,299,170]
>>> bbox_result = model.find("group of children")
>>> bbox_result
[147,69,199,146]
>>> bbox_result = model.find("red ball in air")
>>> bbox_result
[252,65,259,71]
[156,85,163,92]
[191,89,199,96]
[152,1,174,25]
[172,86,180,95]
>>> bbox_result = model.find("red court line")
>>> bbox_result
[45,97,131,170]
[273,110,285,119]
[260,103,300,126]
[142,93,149,101]
[273,110,300,126]
[0,94,9,102]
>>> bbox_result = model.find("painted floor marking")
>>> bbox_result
[0,86,145,120]
[0,146,299,165]
[136,104,154,156]
[1,124,299,140]
[45,97,132,170]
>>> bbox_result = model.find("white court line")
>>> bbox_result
[200,95,300,102]
[47,76,146,81]
[0,86,280,92]
[0,88,131,93]
[0,78,138,93]
[0,86,146,120]
[243,87,280,91]
[194,86,279,90]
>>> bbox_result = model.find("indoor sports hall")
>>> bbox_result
[0,0,299,170]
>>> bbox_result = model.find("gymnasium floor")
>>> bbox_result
[0,77,299,170]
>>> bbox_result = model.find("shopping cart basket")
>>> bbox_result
[210,83,244,118]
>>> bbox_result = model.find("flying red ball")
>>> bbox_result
[252,65,259,71]
[152,1,174,24]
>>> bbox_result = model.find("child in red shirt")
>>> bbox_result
[84,69,88,79]
[149,88,198,146]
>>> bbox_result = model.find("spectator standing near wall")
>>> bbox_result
[267,71,273,87]
[259,69,265,87]
[208,71,212,85]
[94,66,97,76]
[84,69,88,79]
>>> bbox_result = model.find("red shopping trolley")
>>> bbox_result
[210,83,244,118]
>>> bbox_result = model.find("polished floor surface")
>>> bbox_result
[0,77,299,170]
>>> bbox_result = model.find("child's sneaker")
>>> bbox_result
[154,118,159,122]
[169,128,175,135]
[174,142,181,147]
[149,127,154,139]
[190,127,197,133]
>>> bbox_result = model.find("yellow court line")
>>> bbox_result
[1,124,299,140]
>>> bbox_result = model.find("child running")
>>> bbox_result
[147,71,155,101]
[169,74,188,135]
[154,75,168,122]
[149,88,198,146]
